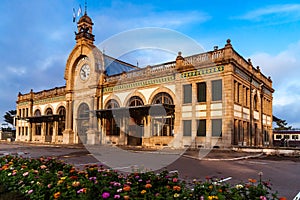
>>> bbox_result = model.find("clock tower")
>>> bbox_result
[63,11,105,144]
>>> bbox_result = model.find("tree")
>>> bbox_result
[3,110,16,126]
[273,115,292,130]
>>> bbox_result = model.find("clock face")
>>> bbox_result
[80,64,90,81]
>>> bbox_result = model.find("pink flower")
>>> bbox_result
[114,194,121,199]
[102,192,110,199]
[260,196,267,200]
[77,188,87,194]
[173,178,178,183]
[40,165,47,169]
[113,182,121,187]
[28,190,33,194]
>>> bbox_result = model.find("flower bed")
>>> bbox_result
[0,155,285,200]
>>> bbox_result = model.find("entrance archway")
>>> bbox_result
[151,92,174,137]
[45,108,53,142]
[77,103,90,144]
[127,96,144,146]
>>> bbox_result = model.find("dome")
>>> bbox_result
[78,13,93,24]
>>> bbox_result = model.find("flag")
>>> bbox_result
[72,8,76,22]
[77,5,82,17]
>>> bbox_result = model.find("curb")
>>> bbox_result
[182,153,264,161]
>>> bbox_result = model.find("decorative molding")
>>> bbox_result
[103,75,175,93]
[33,96,66,105]
[180,66,224,78]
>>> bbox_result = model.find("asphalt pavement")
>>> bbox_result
[1,141,299,199]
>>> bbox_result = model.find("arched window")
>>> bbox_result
[34,109,41,116]
[151,93,174,137]
[106,99,120,109]
[45,108,53,139]
[128,96,144,107]
[58,106,66,116]
[57,106,66,136]
[78,103,89,119]
[34,109,41,135]
[105,100,120,136]
[45,108,53,115]
[152,92,173,105]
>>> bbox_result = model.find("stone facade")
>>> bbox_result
[15,13,274,148]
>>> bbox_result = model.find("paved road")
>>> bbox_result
[0,142,299,199]
[167,156,300,199]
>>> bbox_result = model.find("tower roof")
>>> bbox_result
[78,13,93,25]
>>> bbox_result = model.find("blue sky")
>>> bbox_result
[1,0,300,128]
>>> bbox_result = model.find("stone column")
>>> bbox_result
[63,98,74,144]
[52,121,58,143]
[41,122,46,142]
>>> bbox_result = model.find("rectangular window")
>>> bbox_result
[183,120,192,136]
[197,82,206,102]
[212,80,222,101]
[197,119,206,136]
[25,127,28,136]
[212,119,222,137]
[275,134,282,140]
[292,135,299,140]
[183,84,192,103]
[283,135,290,139]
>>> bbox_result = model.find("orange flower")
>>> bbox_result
[1,165,8,170]
[72,181,80,187]
[209,185,213,190]
[141,190,147,194]
[145,183,152,188]
[173,185,181,191]
[218,189,222,193]
[166,185,171,190]
[53,192,61,199]
[279,198,287,200]
[248,178,257,183]
[123,185,131,192]
[124,195,130,200]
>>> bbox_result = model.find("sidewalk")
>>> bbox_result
[117,145,264,161]
[1,141,298,161]
[183,148,263,161]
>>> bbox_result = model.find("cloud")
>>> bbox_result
[92,2,210,37]
[250,40,300,127]
[235,4,300,24]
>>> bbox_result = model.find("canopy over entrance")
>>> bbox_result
[95,104,175,119]
[27,115,65,123]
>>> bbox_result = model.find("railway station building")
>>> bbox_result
[15,12,274,148]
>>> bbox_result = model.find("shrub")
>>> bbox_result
[0,155,283,200]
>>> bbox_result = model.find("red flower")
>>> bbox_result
[123,185,131,192]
